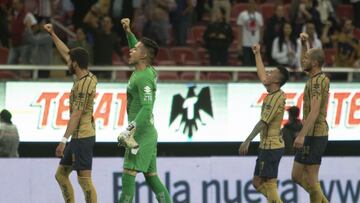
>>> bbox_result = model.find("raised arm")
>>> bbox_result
[299,32,309,71]
[252,43,267,84]
[43,24,70,64]
[121,18,138,49]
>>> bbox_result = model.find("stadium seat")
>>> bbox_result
[112,52,124,65]
[157,71,179,80]
[180,72,206,81]
[324,48,336,66]
[207,72,232,81]
[154,47,175,65]
[231,3,248,23]
[197,48,210,65]
[0,47,9,64]
[170,47,200,65]
[0,71,18,79]
[116,71,129,81]
[336,4,353,20]
[260,3,275,22]
[237,73,257,80]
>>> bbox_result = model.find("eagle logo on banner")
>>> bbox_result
[169,85,213,138]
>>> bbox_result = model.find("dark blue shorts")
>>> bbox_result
[60,136,95,170]
[254,148,284,179]
[295,136,328,165]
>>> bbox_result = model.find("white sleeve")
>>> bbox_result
[316,39,323,48]
[272,38,287,61]
[237,12,245,26]
[257,12,264,27]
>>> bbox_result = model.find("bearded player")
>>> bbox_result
[292,32,330,203]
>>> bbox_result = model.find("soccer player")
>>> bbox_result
[239,44,289,203]
[117,18,172,203]
[292,32,329,203]
[44,24,98,203]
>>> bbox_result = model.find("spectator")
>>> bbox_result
[320,20,339,48]
[170,0,193,46]
[71,0,96,29]
[84,8,125,77]
[236,0,263,66]
[194,0,209,22]
[24,17,52,65]
[316,0,337,26]
[203,7,233,66]
[0,109,19,158]
[110,0,141,40]
[7,0,31,64]
[296,21,322,69]
[333,19,360,67]
[272,22,297,68]
[282,106,302,155]
[0,3,10,47]
[263,4,286,66]
[211,0,231,23]
[290,0,321,37]
[68,27,93,64]
[142,0,176,46]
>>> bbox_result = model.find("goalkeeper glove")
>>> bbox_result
[117,121,139,149]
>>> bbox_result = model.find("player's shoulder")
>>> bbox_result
[277,89,286,102]
[137,67,157,81]
[77,72,97,92]
[313,72,329,85]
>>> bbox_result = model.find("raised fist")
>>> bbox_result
[121,18,131,32]
[43,24,54,34]
[300,32,309,42]
[252,43,261,55]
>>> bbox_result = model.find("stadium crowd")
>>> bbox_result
[0,0,359,80]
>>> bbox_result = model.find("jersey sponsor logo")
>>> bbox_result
[144,86,151,94]
[169,85,213,138]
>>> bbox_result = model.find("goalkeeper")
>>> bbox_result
[117,18,172,203]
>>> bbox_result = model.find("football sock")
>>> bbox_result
[118,173,136,203]
[78,176,97,203]
[145,175,172,203]
[55,166,75,203]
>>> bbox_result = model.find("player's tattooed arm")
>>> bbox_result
[252,44,267,84]
[239,120,267,155]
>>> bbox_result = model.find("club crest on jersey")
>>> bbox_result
[169,85,213,138]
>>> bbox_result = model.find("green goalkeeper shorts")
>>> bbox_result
[123,126,158,173]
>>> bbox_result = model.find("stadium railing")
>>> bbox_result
[0,65,359,82]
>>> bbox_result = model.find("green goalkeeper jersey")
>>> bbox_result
[126,33,157,130]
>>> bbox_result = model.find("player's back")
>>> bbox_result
[303,72,330,136]
[126,66,157,125]
[260,90,286,149]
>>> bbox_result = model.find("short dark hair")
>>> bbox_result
[0,109,12,124]
[69,47,89,69]
[276,66,289,87]
[309,48,325,67]
[140,37,159,63]
[288,106,300,119]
